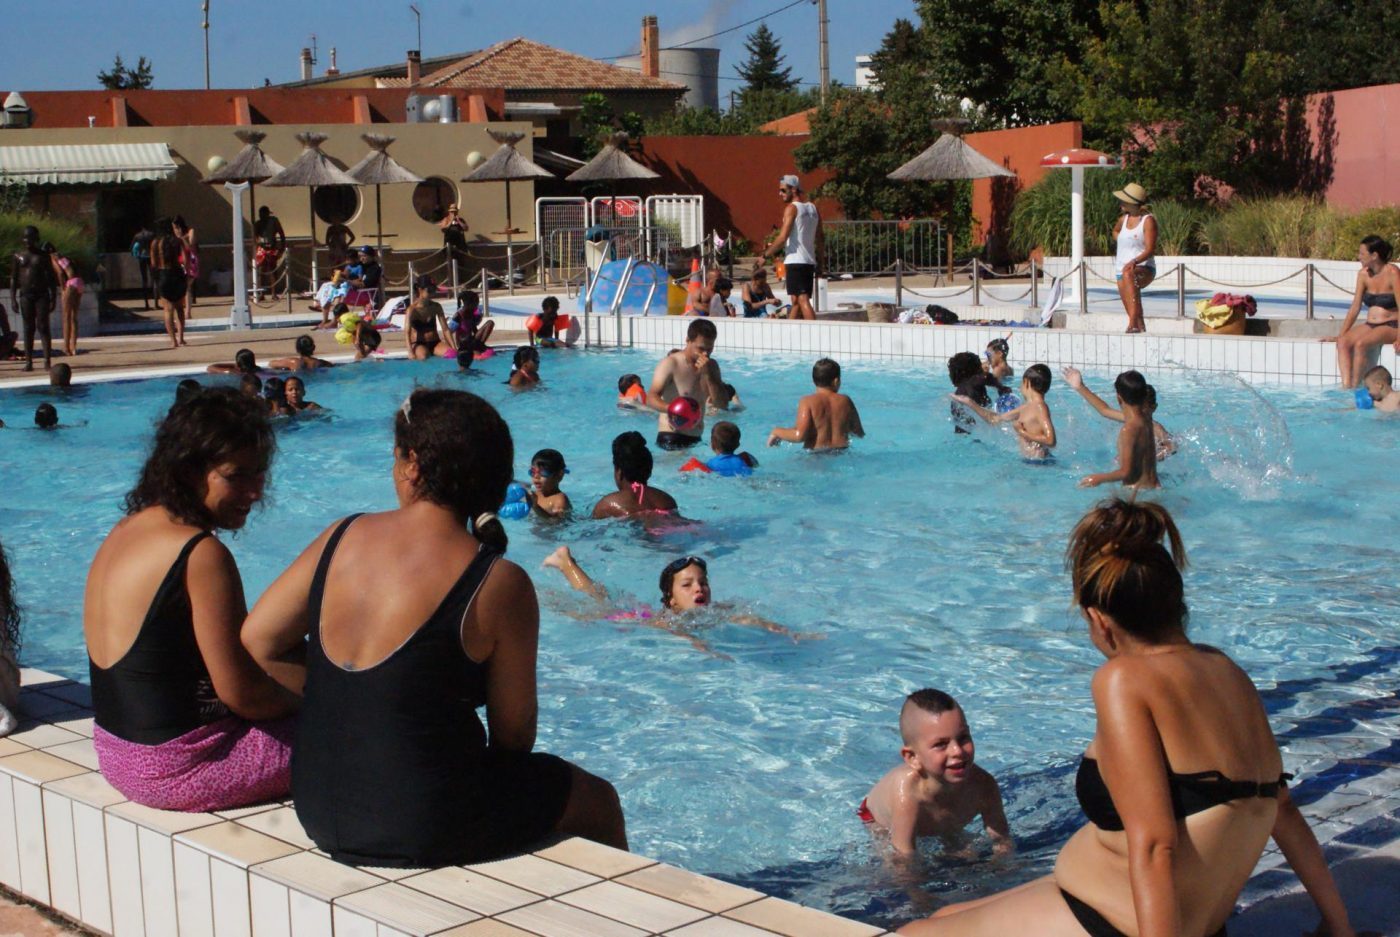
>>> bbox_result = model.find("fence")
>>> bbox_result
[542,224,686,290]
[820,219,945,278]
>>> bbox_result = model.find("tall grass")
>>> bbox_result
[0,212,95,281]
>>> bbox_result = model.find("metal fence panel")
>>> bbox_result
[644,195,704,250]
[535,198,588,267]
[544,224,683,286]
[821,219,944,277]
[589,196,644,232]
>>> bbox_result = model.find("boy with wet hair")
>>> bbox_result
[617,373,648,409]
[528,448,572,517]
[1362,365,1400,412]
[269,334,333,371]
[768,357,865,450]
[1063,365,1175,461]
[1078,369,1160,489]
[49,362,72,388]
[34,403,59,429]
[860,689,1012,858]
[955,363,1057,461]
[683,421,759,476]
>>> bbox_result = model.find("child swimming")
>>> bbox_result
[508,346,541,388]
[617,373,648,409]
[591,431,678,520]
[34,403,58,429]
[1063,365,1176,461]
[1361,365,1400,411]
[262,377,292,417]
[984,337,1014,380]
[768,358,865,450]
[954,363,1057,461]
[283,375,320,413]
[860,689,1011,859]
[1075,369,1159,489]
[528,448,572,517]
[948,351,1007,433]
[269,335,333,371]
[682,421,759,476]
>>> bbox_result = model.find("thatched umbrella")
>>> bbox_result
[887,119,1016,182]
[263,132,360,285]
[461,130,554,263]
[203,130,285,259]
[346,133,424,252]
[566,133,658,227]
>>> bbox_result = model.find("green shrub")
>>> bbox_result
[0,212,95,282]
[1196,197,1334,258]
[1149,200,1211,255]
[1009,168,1130,257]
[1322,206,1400,261]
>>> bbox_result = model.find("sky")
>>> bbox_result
[3,0,916,96]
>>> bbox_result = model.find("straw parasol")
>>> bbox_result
[347,133,424,251]
[887,119,1014,182]
[461,130,554,258]
[566,133,659,225]
[263,132,360,284]
[203,130,285,251]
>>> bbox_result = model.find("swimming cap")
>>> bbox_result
[668,396,702,432]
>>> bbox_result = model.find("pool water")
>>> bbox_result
[3,350,1398,928]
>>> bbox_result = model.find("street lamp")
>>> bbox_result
[202,0,211,89]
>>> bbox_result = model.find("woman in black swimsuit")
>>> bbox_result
[244,389,626,866]
[404,274,453,360]
[899,499,1352,937]
[151,217,188,348]
[1324,235,1399,388]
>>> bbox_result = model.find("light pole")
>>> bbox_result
[815,0,829,103]
[202,0,211,89]
[409,4,421,57]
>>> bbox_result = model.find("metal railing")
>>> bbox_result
[542,224,685,288]
[821,219,945,278]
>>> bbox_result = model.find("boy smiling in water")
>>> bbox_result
[860,689,1012,859]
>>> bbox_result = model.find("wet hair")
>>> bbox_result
[686,319,717,342]
[987,338,1010,358]
[263,377,285,401]
[34,403,58,429]
[394,389,513,551]
[1067,498,1188,643]
[49,362,72,387]
[125,387,276,529]
[234,348,256,374]
[541,296,560,314]
[618,373,642,394]
[900,689,961,744]
[284,375,305,393]
[240,373,263,396]
[1361,235,1393,264]
[0,538,19,654]
[1024,363,1052,394]
[1144,384,1158,410]
[714,277,732,293]
[710,420,740,454]
[359,327,381,351]
[812,357,840,388]
[1114,369,1149,407]
[294,335,316,357]
[175,378,202,406]
[659,555,707,609]
[512,346,539,370]
[611,430,653,485]
[531,448,566,475]
[947,351,983,387]
[1364,364,1393,384]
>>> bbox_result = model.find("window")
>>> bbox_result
[412,177,457,224]
[312,185,360,225]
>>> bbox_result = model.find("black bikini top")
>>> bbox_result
[1362,291,1398,311]
[1076,756,1291,832]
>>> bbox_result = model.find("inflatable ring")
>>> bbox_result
[499,482,531,519]
[995,393,1022,414]
[334,327,354,345]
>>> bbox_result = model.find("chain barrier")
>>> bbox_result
[1180,265,1306,290]
[1311,268,1354,293]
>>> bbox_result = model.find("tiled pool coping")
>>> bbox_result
[3,669,893,937]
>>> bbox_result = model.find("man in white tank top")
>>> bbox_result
[762,174,823,321]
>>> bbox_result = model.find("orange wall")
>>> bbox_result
[1308,82,1400,210]
[964,121,1082,241]
[636,135,842,246]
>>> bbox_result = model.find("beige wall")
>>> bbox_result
[12,121,541,252]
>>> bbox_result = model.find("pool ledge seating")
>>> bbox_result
[1,668,892,937]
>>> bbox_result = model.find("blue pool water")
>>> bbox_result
[3,350,1398,927]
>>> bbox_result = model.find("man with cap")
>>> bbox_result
[348,246,384,309]
[761,174,823,321]
[9,225,56,371]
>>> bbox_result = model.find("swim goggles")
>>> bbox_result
[662,555,708,576]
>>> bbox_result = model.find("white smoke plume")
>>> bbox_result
[661,0,741,49]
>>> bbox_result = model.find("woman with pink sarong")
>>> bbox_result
[84,387,298,812]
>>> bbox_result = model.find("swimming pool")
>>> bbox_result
[3,350,1397,928]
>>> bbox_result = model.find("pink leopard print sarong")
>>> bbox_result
[93,716,295,812]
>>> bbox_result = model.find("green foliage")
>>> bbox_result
[1322,206,1400,262]
[735,23,795,93]
[97,54,153,90]
[913,0,1097,127]
[1147,200,1211,255]
[0,183,29,216]
[0,212,95,281]
[645,88,820,137]
[578,93,615,158]
[1009,167,1128,257]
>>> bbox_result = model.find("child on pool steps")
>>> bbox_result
[860,689,1012,859]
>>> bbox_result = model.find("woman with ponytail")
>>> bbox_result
[244,388,626,866]
[900,499,1352,937]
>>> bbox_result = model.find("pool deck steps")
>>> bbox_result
[2,669,894,937]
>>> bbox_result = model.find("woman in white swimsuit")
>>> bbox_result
[1112,183,1157,334]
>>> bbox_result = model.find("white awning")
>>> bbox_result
[0,142,177,185]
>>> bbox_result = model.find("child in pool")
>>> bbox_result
[682,421,758,476]
[269,334,334,371]
[239,373,263,400]
[1063,366,1176,460]
[528,448,572,517]
[34,403,58,429]
[954,363,1057,461]
[1361,365,1400,411]
[262,377,292,417]
[984,337,1014,381]
[618,373,648,409]
[542,548,811,657]
[282,376,320,413]
[1075,369,1159,489]
[592,431,678,520]
[948,351,1007,433]
[353,321,381,361]
[711,382,744,413]
[860,689,1012,859]
[532,296,564,347]
[508,346,540,388]
[768,358,865,450]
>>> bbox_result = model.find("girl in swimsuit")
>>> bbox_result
[543,547,811,657]
[405,275,453,360]
[151,217,188,349]
[1323,235,1400,388]
[508,345,542,388]
[590,431,678,520]
[48,247,83,358]
[898,499,1353,937]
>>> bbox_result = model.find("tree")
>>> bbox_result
[97,54,154,90]
[735,23,795,93]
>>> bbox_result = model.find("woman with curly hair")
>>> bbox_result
[84,387,297,811]
[0,539,21,736]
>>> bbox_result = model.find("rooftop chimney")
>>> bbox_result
[326,48,340,77]
[299,48,313,81]
[641,16,659,79]
[407,50,422,86]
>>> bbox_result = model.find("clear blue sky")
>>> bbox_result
[7,0,916,95]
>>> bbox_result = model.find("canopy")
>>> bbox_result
[0,142,177,185]
[887,134,1014,182]
[264,132,359,188]
[346,134,423,186]
[566,134,659,184]
[203,130,284,185]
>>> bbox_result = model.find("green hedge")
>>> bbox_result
[0,211,96,283]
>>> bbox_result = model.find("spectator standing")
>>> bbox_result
[762,174,822,321]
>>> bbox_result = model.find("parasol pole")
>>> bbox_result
[308,188,319,291]
[505,181,514,296]
[376,183,384,253]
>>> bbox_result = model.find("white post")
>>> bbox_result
[225,182,252,329]
[1067,166,1085,300]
